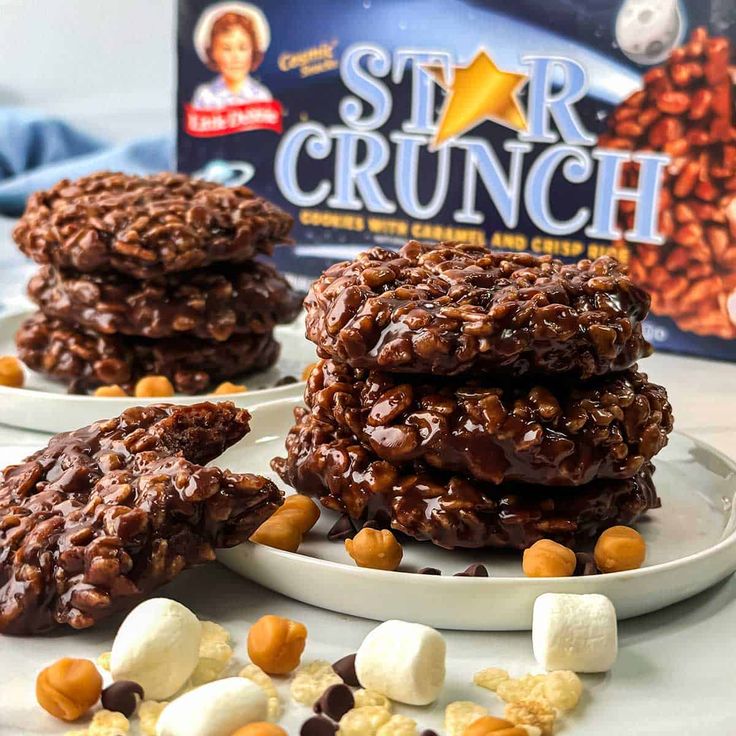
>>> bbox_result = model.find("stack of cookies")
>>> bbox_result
[274,241,674,550]
[13,172,301,394]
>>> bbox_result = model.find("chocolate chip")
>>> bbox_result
[417,567,442,575]
[328,515,356,541]
[101,680,144,717]
[274,375,298,386]
[454,563,489,577]
[332,653,360,687]
[420,731,440,736]
[301,716,338,736]
[575,552,599,576]
[314,683,354,721]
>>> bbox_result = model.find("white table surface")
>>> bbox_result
[0,261,734,733]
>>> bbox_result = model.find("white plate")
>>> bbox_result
[0,308,315,433]
[218,396,736,631]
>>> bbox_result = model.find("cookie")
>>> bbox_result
[272,409,660,550]
[0,402,282,634]
[13,171,293,278]
[15,312,279,394]
[304,241,652,378]
[304,359,673,485]
[28,261,302,341]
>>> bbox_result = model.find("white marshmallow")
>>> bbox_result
[155,678,267,736]
[532,593,618,673]
[355,619,446,705]
[616,0,682,65]
[111,598,201,699]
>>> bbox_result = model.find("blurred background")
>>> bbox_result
[0,0,174,140]
[0,0,176,292]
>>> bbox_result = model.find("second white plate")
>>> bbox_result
[218,397,736,631]
[0,308,315,433]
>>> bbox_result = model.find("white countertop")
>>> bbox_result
[0,349,734,734]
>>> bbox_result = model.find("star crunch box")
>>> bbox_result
[177,0,736,361]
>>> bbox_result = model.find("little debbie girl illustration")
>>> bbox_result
[192,2,272,109]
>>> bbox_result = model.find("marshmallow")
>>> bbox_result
[616,0,682,65]
[532,593,618,673]
[111,598,201,699]
[355,620,446,705]
[156,678,267,736]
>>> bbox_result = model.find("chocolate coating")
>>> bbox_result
[0,402,282,634]
[13,171,293,278]
[272,409,660,550]
[304,359,673,485]
[304,241,652,378]
[15,312,280,394]
[28,261,302,341]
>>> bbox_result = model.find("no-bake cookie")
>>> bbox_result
[28,261,302,341]
[304,359,673,485]
[16,312,279,394]
[13,171,293,278]
[272,409,659,550]
[304,241,652,378]
[0,402,282,634]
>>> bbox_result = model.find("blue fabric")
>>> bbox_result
[0,109,174,216]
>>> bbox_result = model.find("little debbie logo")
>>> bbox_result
[274,45,670,246]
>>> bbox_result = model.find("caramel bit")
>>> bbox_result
[345,528,403,571]
[213,381,247,395]
[94,384,127,397]
[247,614,308,675]
[0,355,24,388]
[522,540,576,578]
[594,525,646,572]
[36,658,102,721]
[134,375,175,398]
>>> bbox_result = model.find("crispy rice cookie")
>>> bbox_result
[0,402,282,634]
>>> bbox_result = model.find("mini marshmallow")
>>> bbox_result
[355,620,446,705]
[532,593,618,673]
[155,678,267,736]
[111,598,201,699]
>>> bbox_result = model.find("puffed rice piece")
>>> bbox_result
[88,710,129,736]
[496,675,547,704]
[473,667,510,692]
[354,689,393,710]
[520,728,543,736]
[239,663,281,721]
[505,700,556,736]
[375,714,417,736]
[190,621,233,685]
[291,660,343,705]
[96,652,111,671]
[338,706,392,736]
[64,731,88,736]
[444,701,488,736]
[138,701,168,736]
[542,671,582,711]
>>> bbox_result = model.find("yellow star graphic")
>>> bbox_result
[424,50,528,149]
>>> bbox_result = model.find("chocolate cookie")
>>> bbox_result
[13,172,293,278]
[304,241,652,378]
[0,402,282,634]
[28,261,302,341]
[15,312,280,394]
[272,409,660,550]
[304,359,673,486]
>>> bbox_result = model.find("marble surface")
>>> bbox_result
[0,349,734,733]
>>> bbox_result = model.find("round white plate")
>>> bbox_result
[0,307,315,433]
[218,396,736,631]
